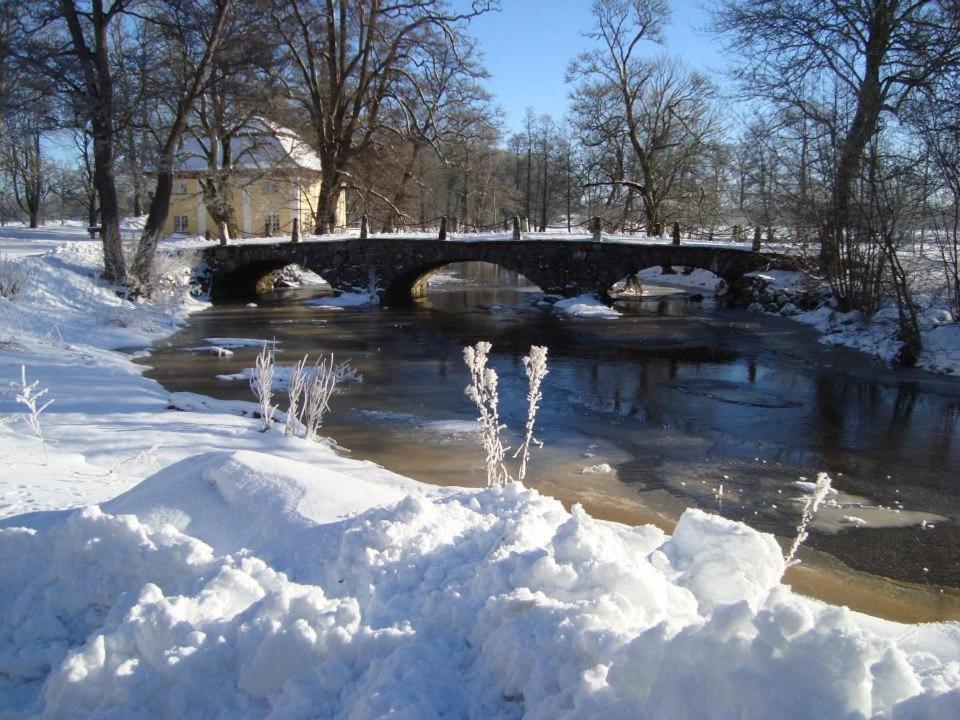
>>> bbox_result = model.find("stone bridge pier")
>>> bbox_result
[200,237,784,304]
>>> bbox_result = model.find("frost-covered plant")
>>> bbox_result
[107,442,163,477]
[285,355,309,437]
[301,354,362,440]
[0,254,29,300]
[514,345,548,481]
[784,472,833,568]
[251,341,276,431]
[464,341,512,488]
[10,365,54,462]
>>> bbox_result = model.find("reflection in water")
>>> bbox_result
[142,262,960,602]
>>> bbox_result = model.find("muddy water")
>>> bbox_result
[140,263,960,622]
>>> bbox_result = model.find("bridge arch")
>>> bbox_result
[209,259,332,299]
[384,257,545,305]
[607,263,725,298]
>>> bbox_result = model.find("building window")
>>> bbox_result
[173,215,189,233]
[174,181,189,195]
[262,180,279,194]
[264,215,280,234]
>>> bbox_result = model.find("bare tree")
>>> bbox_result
[187,1,278,241]
[3,114,46,227]
[270,0,498,234]
[72,125,99,228]
[130,0,232,289]
[912,72,960,316]
[569,1,718,235]
[715,0,960,308]
[53,0,130,282]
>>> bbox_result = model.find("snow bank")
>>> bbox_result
[745,270,960,374]
[3,456,959,719]
[553,294,621,319]
[637,265,722,291]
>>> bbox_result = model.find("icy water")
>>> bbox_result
[141,262,960,621]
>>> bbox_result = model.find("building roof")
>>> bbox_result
[174,119,323,174]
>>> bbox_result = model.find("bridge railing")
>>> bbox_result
[211,213,809,255]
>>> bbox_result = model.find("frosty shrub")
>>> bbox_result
[0,255,28,300]
[284,355,310,437]
[784,472,833,569]
[514,345,548,481]
[251,342,277,431]
[463,341,550,488]
[10,365,54,463]
[464,341,511,488]
[300,354,362,441]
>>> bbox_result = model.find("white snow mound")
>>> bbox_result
[553,294,621,319]
[2,453,959,719]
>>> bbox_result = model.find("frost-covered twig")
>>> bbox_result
[784,472,833,568]
[107,442,163,477]
[250,341,276,431]
[513,345,548,481]
[285,355,309,437]
[11,365,54,462]
[463,341,512,488]
[301,354,362,440]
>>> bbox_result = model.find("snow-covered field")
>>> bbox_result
[1,227,960,718]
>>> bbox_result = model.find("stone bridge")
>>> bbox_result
[200,237,787,304]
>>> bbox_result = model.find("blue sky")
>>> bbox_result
[465,0,731,133]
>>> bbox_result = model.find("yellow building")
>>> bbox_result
[163,122,346,238]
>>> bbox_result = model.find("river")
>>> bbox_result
[139,261,960,622]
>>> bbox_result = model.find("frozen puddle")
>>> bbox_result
[356,409,480,438]
[792,482,947,532]
[202,337,280,349]
[667,379,803,409]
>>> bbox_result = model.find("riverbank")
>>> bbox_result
[740,264,960,375]
[2,231,960,718]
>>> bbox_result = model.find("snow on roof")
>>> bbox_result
[175,118,322,173]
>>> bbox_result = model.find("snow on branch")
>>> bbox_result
[301,354,362,441]
[784,472,833,569]
[464,341,550,488]
[251,341,277,431]
[10,365,54,463]
[514,345,549,481]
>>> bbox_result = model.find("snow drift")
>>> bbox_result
[2,450,959,719]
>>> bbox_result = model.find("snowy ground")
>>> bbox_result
[1,227,960,718]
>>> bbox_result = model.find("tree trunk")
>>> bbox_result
[539,146,548,232]
[524,144,532,221]
[314,161,341,234]
[92,118,126,284]
[131,168,172,288]
[823,5,892,288]
[87,195,98,229]
[124,126,144,216]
